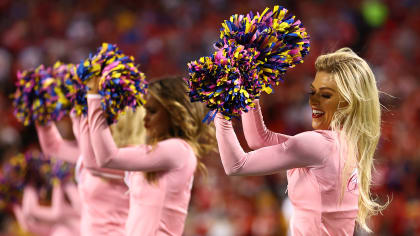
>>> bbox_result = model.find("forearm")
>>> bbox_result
[87,96,183,171]
[215,113,249,175]
[242,100,290,149]
[35,124,80,164]
[216,114,328,176]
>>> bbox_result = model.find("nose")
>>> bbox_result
[309,93,319,106]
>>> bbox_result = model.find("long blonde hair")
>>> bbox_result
[315,48,387,232]
[145,77,217,182]
[110,106,146,147]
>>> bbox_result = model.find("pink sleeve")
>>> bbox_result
[215,113,330,176]
[79,114,98,169]
[87,96,187,171]
[63,183,81,215]
[70,112,81,143]
[79,114,125,176]
[241,100,290,149]
[35,123,80,164]
[22,186,66,223]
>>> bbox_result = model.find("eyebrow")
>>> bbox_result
[310,84,336,92]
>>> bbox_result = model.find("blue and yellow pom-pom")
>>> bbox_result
[187,43,262,121]
[217,5,310,86]
[77,43,147,123]
[12,65,72,126]
[100,59,147,124]
[186,6,310,121]
[53,62,87,116]
[0,151,74,210]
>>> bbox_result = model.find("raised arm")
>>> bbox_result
[241,100,291,149]
[21,185,66,223]
[86,95,188,171]
[79,114,125,177]
[35,120,80,164]
[215,113,330,176]
[63,183,81,215]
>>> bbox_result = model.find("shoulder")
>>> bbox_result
[159,138,196,168]
[292,130,335,143]
[287,131,337,163]
[157,138,195,158]
[158,138,192,150]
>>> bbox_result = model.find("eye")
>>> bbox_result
[308,90,315,96]
[322,94,331,99]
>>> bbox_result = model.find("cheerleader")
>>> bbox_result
[35,107,145,236]
[214,48,386,235]
[84,77,216,236]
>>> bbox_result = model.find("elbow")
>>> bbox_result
[247,142,263,150]
[97,160,109,168]
[40,143,59,158]
[96,156,112,168]
[244,137,265,150]
[224,167,240,176]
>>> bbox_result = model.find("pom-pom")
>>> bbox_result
[100,59,147,124]
[217,5,310,86]
[76,43,125,83]
[77,42,147,123]
[186,5,310,121]
[187,43,261,121]
[0,150,74,210]
[52,62,87,116]
[12,65,72,126]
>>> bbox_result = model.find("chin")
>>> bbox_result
[312,122,326,130]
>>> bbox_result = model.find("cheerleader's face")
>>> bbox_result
[309,71,345,130]
[144,94,170,140]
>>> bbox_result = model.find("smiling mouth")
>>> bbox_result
[312,109,325,118]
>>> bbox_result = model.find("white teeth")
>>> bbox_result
[312,109,324,115]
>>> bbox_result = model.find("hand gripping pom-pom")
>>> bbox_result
[76,43,148,122]
[186,5,310,121]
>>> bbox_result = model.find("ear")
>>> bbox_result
[338,99,349,109]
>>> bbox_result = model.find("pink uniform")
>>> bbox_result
[85,96,197,236]
[214,101,358,236]
[36,114,129,236]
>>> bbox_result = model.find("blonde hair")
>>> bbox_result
[110,106,146,147]
[145,77,217,182]
[315,47,387,232]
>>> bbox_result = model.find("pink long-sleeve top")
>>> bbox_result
[36,114,129,236]
[86,96,197,236]
[215,101,359,236]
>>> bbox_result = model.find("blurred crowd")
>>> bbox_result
[0,0,419,235]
